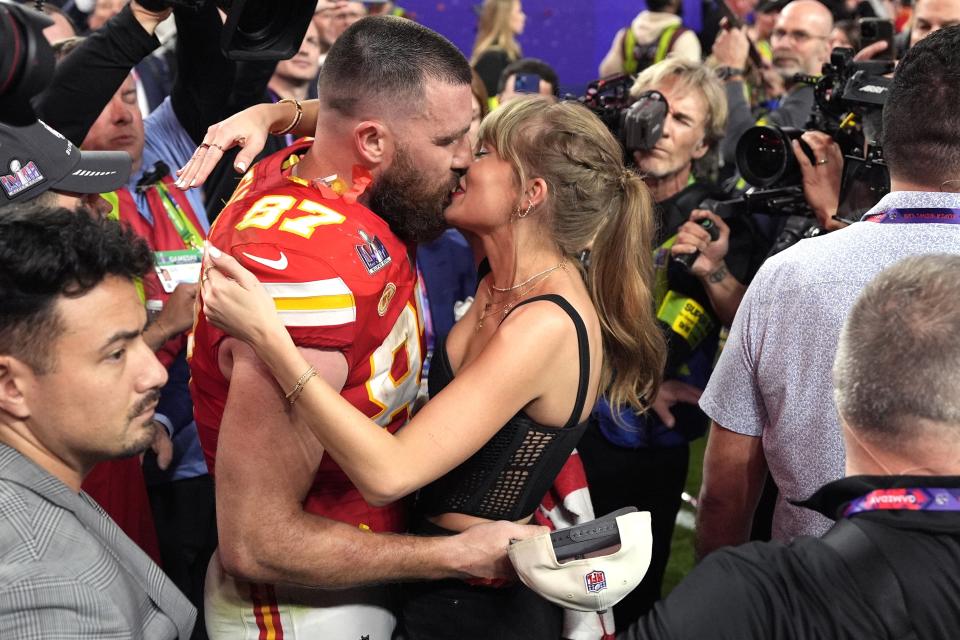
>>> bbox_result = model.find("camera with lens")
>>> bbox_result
[577,75,669,153]
[716,47,893,235]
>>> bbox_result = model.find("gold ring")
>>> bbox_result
[199,142,211,149]
[210,142,224,152]
[817,158,829,165]
[236,136,247,146]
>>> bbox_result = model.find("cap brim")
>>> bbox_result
[51,150,132,195]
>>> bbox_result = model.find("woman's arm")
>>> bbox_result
[176,99,320,189]
[201,246,573,505]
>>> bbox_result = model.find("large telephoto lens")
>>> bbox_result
[735,126,803,188]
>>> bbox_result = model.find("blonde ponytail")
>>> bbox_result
[480,97,666,415]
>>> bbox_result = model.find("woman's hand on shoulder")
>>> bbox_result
[200,244,286,354]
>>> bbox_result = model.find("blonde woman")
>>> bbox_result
[472,0,526,97]
[198,96,665,639]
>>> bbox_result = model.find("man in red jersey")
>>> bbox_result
[189,16,541,639]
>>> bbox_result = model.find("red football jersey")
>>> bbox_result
[190,140,423,533]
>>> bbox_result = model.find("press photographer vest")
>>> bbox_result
[622,23,689,75]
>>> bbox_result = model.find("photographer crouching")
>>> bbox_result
[577,57,769,626]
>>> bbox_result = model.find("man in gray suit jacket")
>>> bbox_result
[0,205,196,639]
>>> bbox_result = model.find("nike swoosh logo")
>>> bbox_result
[242,251,288,271]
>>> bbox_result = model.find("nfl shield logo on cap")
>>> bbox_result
[584,570,607,594]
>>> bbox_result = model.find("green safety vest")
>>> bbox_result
[622,23,685,75]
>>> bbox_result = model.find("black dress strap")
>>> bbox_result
[505,294,591,428]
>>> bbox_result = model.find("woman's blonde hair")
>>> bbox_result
[471,0,522,64]
[479,97,666,414]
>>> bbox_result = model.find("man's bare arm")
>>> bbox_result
[214,339,539,587]
[695,422,767,561]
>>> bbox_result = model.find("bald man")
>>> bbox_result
[712,0,833,164]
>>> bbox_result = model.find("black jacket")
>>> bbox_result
[621,475,960,639]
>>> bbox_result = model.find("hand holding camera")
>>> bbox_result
[712,21,751,70]
[791,131,845,231]
[671,209,731,278]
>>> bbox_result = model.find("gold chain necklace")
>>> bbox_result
[476,261,566,332]
[489,261,568,292]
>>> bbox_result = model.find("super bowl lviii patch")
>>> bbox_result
[356,229,392,275]
[1,160,44,197]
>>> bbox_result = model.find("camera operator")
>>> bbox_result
[577,58,767,626]
[696,25,960,559]
[713,0,834,167]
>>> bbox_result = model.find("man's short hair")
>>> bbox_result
[0,206,152,373]
[882,25,960,187]
[497,58,560,96]
[833,254,960,442]
[318,15,472,118]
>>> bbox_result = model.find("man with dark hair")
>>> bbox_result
[599,0,701,77]
[36,5,231,619]
[189,16,542,639]
[697,26,960,558]
[909,0,960,47]
[0,206,195,638]
[623,253,960,638]
[496,57,560,103]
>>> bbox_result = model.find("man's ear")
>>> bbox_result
[353,120,392,168]
[692,137,709,161]
[0,357,32,420]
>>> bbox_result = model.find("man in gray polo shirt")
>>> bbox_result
[695,25,960,556]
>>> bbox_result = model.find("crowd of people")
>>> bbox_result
[2,0,960,638]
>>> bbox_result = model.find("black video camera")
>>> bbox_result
[723,47,892,228]
[737,47,891,190]
[577,75,669,153]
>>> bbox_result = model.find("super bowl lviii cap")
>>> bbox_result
[508,508,652,612]
[0,119,131,203]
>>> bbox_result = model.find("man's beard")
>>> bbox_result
[773,56,803,82]
[116,389,162,458]
[368,146,457,243]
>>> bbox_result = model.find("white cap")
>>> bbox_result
[508,510,653,612]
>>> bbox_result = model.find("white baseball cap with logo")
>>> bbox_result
[508,508,653,612]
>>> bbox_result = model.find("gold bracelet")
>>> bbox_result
[285,365,317,405]
[271,98,303,136]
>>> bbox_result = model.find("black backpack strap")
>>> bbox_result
[821,519,918,639]
[505,294,591,428]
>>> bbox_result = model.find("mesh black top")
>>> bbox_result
[415,295,594,522]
